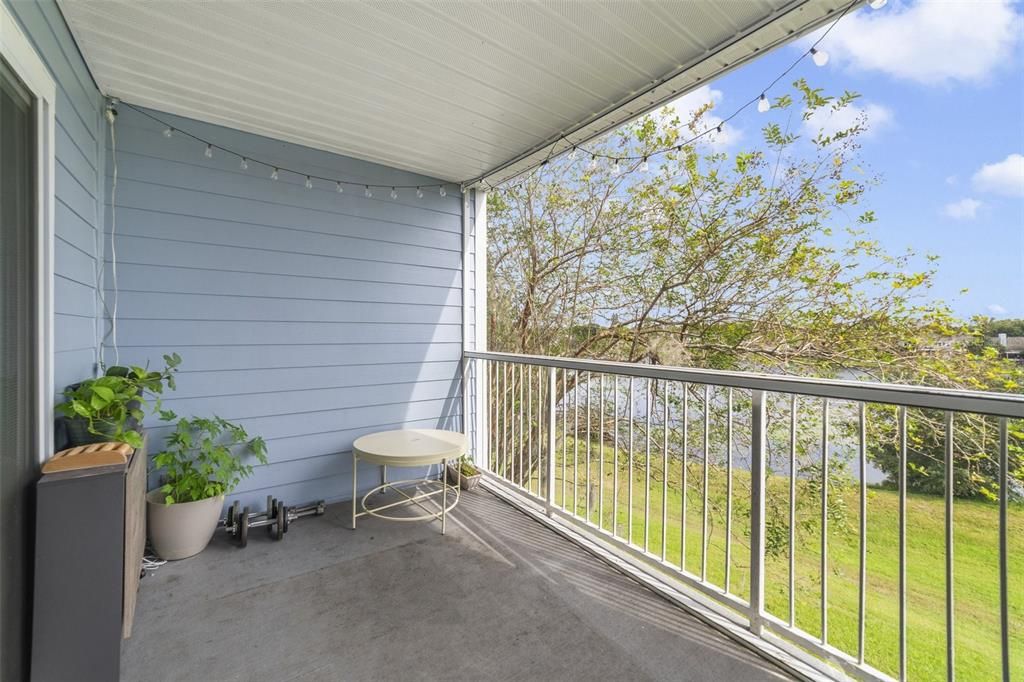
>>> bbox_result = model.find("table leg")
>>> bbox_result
[380,464,387,494]
[351,453,358,530]
[442,458,447,535]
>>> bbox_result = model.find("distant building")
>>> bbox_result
[992,334,1024,361]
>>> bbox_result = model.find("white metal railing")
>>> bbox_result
[464,350,1023,682]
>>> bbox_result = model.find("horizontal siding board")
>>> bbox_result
[108,291,461,325]
[55,275,98,315]
[55,235,96,287]
[56,160,97,230]
[106,203,462,267]
[55,313,95,352]
[165,361,460,400]
[55,197,98,255]
[107,263,462,306]
[105,235,461,288]
[114,342,461,372]
[113,319,461,347]
[54,348,96,395]
[56,119,98,190]
[143,396,457,445]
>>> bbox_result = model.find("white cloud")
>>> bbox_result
[988,304,1008,315]
[803,101,893,139]
[972,153,1024,197]
[655,85,742,148]
[942,197,982,220]
[813,0,1021,86]
[945,175,958,186]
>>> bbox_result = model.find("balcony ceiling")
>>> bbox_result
[58,0,849,187]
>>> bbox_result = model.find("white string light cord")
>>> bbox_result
[478,0,884,193]
[120,102,452,199]
[101,101,120,367]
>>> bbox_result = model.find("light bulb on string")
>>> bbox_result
[240,157,249,170]
[204,144,214,158]
[589,154,598,171]
[270,168,279,181]
[869,0,887,8]
[162,127,173,138]
[305,176,313,189]
[612,159,621,175]
[810,47,829,67]
[715,123,724,136]
[568,147,578,161]
[416,187,424,199]
[336,182,344,194]
[758,94,770,113]
[390,187,398,200]
[439,185,447,197]
[364,186,373,198]
[640,157,649,172]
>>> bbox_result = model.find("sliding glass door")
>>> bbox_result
[0,54,38,681]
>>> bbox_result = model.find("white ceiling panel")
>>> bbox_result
[57,0,852,187]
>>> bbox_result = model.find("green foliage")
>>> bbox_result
[455,456,480,477]
[487,78,1024,499]
[151,414,268,505]
[55,353,181,448]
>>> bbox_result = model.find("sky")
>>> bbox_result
[659,0,1024,321]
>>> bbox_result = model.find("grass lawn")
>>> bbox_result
[498,438,1023,680]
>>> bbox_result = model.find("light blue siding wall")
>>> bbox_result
[3,0,106,398]
[104,106,465,507]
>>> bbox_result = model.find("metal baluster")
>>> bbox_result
[899,406,907,681]
[562,369,567,508]
[858,402,868,665]
[821,398,829,644]
[501,363,507,480]
[725,387,733,593]
[599,374,605,529]
[681,383,689,571]
[546,366,556,513]
[789,395,797,627]
[538,366,545,498]
[944,411,954,681]
[628,377,635,545]
[518,364,524,487]
[749,389,767,636]
[574,370,580,515]
[613,376,620,538]
[586,372,592,522]
[701,384,710,582]
[662,381,669,562]
[645,377,652,552]
[527,366,533,491]
[999,417,1009,682]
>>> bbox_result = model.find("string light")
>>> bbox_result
[305,176,313,189]
[364,186,373,198]
[498,0,860,189]
[640,157,649,172]
[416,187,424,198]
[439,186,447,197]
[123,103,451,197]
[390,187,398,200]
[612,159,621,175]
[869,0,887,8]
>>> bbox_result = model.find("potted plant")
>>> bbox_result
[147,414,267,560]
[446,455,482,491]
[55,353,181,448]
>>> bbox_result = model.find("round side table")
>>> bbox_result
[350,429,467,535]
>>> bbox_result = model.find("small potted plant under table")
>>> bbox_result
[446,455,482,491]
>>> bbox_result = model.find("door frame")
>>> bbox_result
[1,3,56,463]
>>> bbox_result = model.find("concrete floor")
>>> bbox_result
[123,486,792,681]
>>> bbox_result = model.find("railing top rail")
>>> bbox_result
[465,351,1024,419]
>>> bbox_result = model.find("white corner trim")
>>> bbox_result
[2,3,57,463]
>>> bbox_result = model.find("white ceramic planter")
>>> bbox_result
[146,491,224,560]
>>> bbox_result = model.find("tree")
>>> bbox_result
[486,80,1023,499]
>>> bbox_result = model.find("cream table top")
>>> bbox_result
[352,429,467,467]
